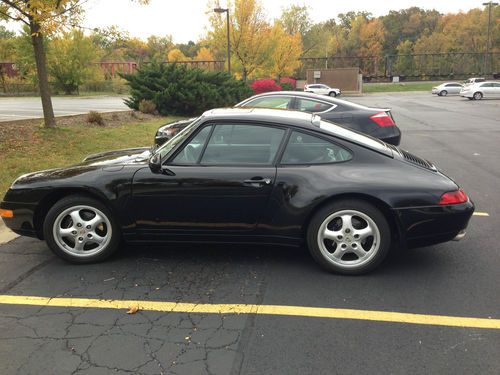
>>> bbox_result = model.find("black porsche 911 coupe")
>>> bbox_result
[0,108,473,274]
[154,91,402,147]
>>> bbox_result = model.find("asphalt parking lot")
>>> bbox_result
[0,96,128,122]
[0,92,499,374]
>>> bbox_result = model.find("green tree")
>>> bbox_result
[49,29,101,94]
[278,5,312,36]
[0,0,149,128]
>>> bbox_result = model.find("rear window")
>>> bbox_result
[319,120,389,153]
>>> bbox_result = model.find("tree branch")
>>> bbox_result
[0,0,30,18]
[0,8,28,24]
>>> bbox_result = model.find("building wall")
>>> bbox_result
[306,68,361,93]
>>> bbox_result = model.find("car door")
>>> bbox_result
[446,83,461,94]
[479,83,492,97]
[491,83,500,98]
[131,122,286,240]
[317,85,329,95]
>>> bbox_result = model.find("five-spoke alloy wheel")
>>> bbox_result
[44,196,120,263]
[307,200,391,274]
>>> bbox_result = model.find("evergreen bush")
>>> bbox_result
[122,62,253,116]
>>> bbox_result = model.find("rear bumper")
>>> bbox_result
[394,200,474,249]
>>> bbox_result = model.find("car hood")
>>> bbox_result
[82,147,151,163]
[11,148,152,187]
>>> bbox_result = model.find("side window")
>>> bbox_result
[297,98,333,113]
[201,124,285,165]
[480,83,491,88]
[281,131,352,165]
[243,96,292,109]
[492,83,500,88]
[172,125,212,164]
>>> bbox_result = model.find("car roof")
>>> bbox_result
[236,91,375,110]
[200,107,392,156]
[201,107,317,127]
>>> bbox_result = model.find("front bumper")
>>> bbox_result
[0,199,38,238]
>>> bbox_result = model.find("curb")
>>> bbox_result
[0,218,19,245]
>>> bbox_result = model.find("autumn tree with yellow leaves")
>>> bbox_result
[207,0,303,81]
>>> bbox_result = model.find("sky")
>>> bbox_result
[2,0,485,42]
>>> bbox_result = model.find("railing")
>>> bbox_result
[299,52,500,80]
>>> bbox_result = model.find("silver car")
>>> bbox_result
[460,81,500,100]
[431,82,464,96]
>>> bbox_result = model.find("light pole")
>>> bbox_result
[214,7,231,76]
[483,1,498,75]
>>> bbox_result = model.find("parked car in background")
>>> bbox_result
[155,92,401,146]
[1,108,474,274]
[304,83,341,97]
[460,81,500,100]
[431,82,464,96]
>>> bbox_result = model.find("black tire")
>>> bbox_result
[439,90,447,96]
[473,92,483,100]
[307,199,391,275]
[43,195,120,264]
[329,91,337,97]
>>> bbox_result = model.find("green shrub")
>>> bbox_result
[138,99,157,114]
[122,62,253,116]
[280,82,295,91]
[86,111,105,126]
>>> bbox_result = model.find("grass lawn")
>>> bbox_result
[363,81,439,93]
[0,112,180,198]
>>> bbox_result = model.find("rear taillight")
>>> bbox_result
[439,189,469,205]
[370,112,395,127]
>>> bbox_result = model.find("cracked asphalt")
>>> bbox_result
[1,92,499,374]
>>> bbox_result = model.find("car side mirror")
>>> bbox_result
[149,153,162,173]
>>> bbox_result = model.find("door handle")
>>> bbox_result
[244,178,272,185]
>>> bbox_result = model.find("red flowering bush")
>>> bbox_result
[251,79,282,94]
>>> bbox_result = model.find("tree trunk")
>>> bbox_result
[30,21,56,128]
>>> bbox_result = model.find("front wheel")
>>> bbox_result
[439,90,447,96]
[43,195,120,263]
[473,92,483,100]
[307,200,391,275]
[329,91,337,97]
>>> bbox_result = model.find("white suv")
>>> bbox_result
[304,83,341,97]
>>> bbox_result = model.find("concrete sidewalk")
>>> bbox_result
[0,219,18,245]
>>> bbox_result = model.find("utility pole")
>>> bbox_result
[213,7,231,75]
[483,2,498,75]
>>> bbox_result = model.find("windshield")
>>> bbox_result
[155,118,200,159]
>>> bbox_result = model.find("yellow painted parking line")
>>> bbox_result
[473,212,490,217]
[0,295,499,330]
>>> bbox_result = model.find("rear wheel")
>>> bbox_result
[307,200,391,275]
[329,91,337,97]
[43,196,120,263]
[439,90,447,96]
[473,92,483,100]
